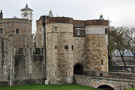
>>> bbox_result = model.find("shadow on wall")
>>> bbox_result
[97,85,114,90]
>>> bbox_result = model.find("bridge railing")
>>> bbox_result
[82,71,135,80]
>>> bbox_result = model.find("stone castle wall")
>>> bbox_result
[35,16,109,84]
[0,19,33,48]
[0,38,45,86]
[0,15,110,86]
[0,38,14,83]
[46,22,74,84]
[84,25,108,72]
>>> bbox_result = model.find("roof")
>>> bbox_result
[21,4,33,11]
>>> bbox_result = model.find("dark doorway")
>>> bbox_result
[74,64,83,74]
[98,85,114,90]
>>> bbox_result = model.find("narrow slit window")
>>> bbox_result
[101,60,103,65]
[72,45,74,50]
[0,28,3,35]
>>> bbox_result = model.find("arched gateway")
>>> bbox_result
[74,64,83,75]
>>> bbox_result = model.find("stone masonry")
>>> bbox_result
[0,5,111,88]
[36,16,109,84]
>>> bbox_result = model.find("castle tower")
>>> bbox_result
[0,10,3,20]
[21,4,33,21]
[46,17,74,84]
[84,17,109,74]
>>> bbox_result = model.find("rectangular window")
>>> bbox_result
[76,28,81,35]
[65,45,68,50]
[101,60,103,65]
[55,46,57,49]
[16,29,20,34]
[54,27,58,32]
[105,28,108,34]
[0,28,3,34]
[72,45,74,50]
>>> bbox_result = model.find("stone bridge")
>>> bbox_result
[74,74,135,90]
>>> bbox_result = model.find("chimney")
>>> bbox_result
[0,10,3,20]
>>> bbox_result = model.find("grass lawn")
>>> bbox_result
[0,84,100,90]
[126,89,135,90]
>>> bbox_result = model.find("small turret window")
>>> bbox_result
[16,29,20,34]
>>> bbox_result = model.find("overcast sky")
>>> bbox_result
[0,0,135,33]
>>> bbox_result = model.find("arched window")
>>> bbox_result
[74,64,83,75]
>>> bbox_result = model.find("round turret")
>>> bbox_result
[46,17,74,84]
[84,18,109,74]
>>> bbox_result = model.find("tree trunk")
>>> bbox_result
[121,55,126,70]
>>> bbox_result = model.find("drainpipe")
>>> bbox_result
[43,16,47,80]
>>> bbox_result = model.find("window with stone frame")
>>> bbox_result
[76,28,81,35]
[74,27,85,37]
[16,29,20,34]
[0,28,3,35]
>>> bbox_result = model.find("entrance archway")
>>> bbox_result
[97,85,114,90]
[74,64,83,74]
